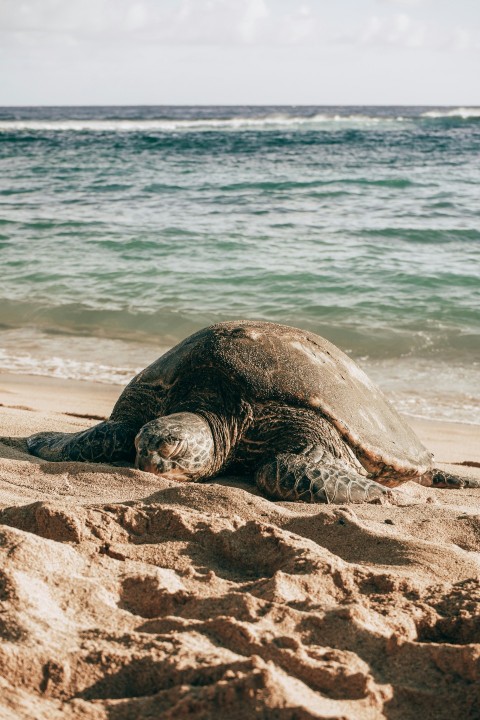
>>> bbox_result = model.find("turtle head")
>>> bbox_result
[134,412,215,481]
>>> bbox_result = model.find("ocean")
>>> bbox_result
[0,105,479,424]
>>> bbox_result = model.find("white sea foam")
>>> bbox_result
[0,114,405,133]
[421,107,480,119]
[0,348,140,385]
[0,329,161,386]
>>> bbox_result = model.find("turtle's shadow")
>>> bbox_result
[0,435,32,458]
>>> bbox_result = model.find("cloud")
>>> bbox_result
[450,27,471,52]
[359,13,426,48]
[376,0,422,6]
[0,0,477,55]
[357,13,479,53]
[125,3,148,32]
[0,0,321,47]
[238,0,269,43]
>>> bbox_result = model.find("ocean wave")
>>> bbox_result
[0,328,161,385]
[0,349,137,385]
[0,297,478,364]
[360,227,480,243]
[421,107,480,119]
[1,108,479,134]
[0,114,406,133]
[215,177,416,192]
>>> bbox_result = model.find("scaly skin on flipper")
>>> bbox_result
[27,421,138,464]
[27,381,165,464]
[255,451,396,504]
[415,468,480,489]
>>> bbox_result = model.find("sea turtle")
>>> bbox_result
[26,321,478,503]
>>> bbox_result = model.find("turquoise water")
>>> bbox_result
[0,106,479,422]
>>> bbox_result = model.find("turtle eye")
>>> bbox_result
[157,438,188,459]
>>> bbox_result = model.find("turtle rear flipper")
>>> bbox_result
[27,421,137,464]
[255,451,397,504]
[416,468,480,489]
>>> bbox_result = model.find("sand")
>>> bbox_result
[0,371,479,720]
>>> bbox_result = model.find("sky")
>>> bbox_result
[0,0,479,106]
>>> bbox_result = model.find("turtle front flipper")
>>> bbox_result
[416,468,480,489]
[255,451,397,504]
[27,421,137,464]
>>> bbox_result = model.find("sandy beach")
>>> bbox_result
[0,371,478,719]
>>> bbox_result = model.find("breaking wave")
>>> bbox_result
[0,114,408,133]
[0,108,478,134]
[421,107,480,119]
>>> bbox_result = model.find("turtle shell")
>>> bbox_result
[137,320,432,478]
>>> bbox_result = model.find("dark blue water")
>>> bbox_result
[0,106,479,422]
